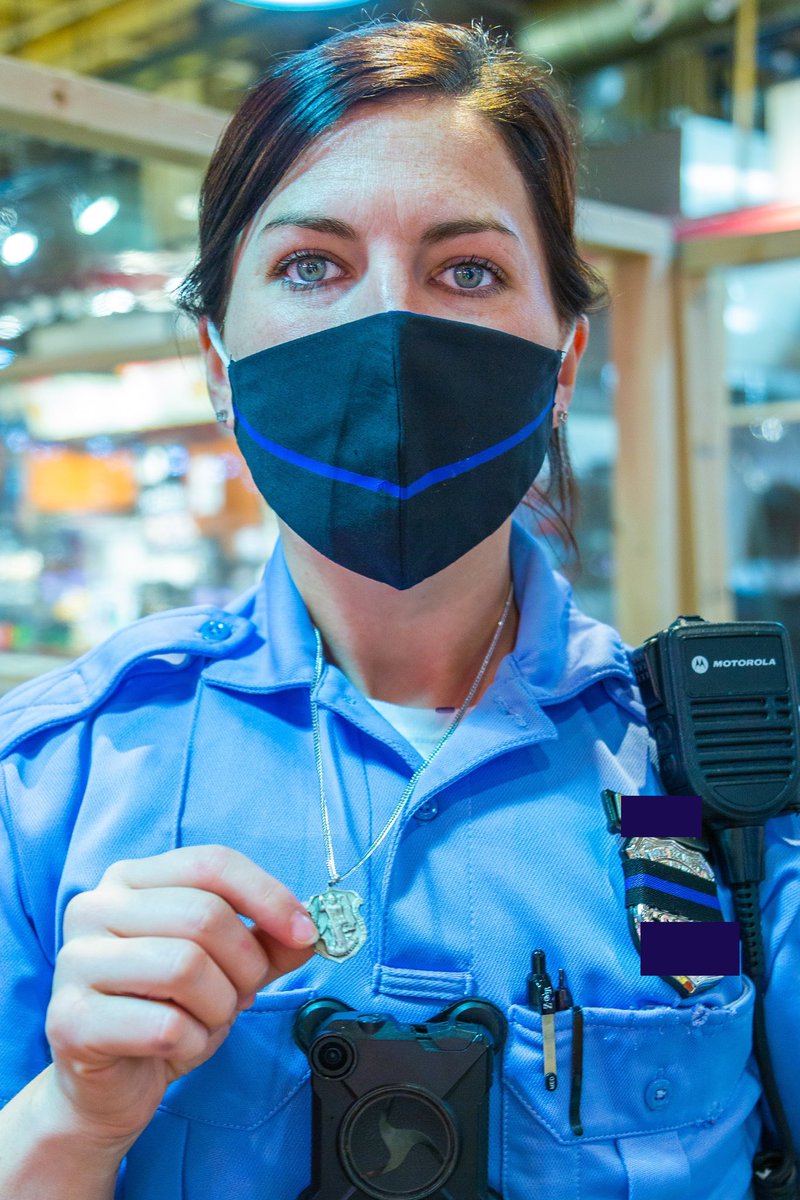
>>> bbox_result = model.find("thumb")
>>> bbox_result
[252,929,317,985]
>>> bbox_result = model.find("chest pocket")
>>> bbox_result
[502,977,761,1200]
[123,987,316,1200]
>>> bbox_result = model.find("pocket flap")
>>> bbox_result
[505,976,756,1142]
[158,987,314,1129]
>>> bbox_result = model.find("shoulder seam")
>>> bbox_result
[0,605,255,758]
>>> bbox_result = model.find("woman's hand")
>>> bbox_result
[44,845,320,1148]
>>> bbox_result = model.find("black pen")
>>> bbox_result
[555,968,572,1012]
[528,949,557,1090]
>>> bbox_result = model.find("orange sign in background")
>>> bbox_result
[26,448,137,514]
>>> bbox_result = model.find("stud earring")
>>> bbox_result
[556,408,568,425]
[215,409,229,424]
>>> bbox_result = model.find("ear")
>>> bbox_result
[198,316,233,428]
[552,315,589,429]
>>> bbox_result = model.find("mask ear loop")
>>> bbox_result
[205,319,232,423]
[206,319,231,368]
[559,322,577,363]
[555,322,577,425]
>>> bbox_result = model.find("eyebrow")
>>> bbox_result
[257,214,520,245]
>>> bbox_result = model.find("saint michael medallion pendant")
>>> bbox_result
[305,888,367,962]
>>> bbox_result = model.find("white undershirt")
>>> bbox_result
[366,696,462,757]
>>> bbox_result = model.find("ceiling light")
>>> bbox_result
[90,288,136,316]
[74,195,120,236]
[175,194,200,222]
[760,417,784,443]
[1,231,39,266]
[724,305,760,334]
[0,315,23,340]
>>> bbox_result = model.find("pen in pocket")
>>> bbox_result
[526,952,583,1131]
[569,1005,584,1137]
[527,949,558,1090]
[552,967,584,1133]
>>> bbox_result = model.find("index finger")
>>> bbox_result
[103,846,319,949]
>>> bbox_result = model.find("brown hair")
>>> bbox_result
[176,19,607,554]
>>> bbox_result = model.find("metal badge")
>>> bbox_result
[306,888,367,962]
[620,835,725,997]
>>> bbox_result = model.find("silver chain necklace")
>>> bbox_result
[305,582,515,961]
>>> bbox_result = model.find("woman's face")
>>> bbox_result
[203,95,587,406]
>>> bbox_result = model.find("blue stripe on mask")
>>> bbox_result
[232,399,554,500]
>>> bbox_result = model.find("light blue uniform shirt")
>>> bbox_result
[1,522,797,1198]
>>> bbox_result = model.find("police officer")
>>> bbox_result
[0,20,797,1200]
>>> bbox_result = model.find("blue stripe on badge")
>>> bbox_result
[624,873,722,911]
[232,400,553,500]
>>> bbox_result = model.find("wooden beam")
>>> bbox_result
[0,337,200,385]
[674,271,733,621]
[610,251,682,644]
[577,197,673,260]
[6,0,202,73]
[732,0,759,135]
[727,399,800,425]
[0,54,225,166]
[679,228,800,272]
[0,0,124,55]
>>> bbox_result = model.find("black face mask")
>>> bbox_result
[210,311,564,590]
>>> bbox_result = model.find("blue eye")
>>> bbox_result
[269,250,506,296]
[439,257,506,295]
[453,264,488,289]
[269,251,343,291]
[293,257,328,283]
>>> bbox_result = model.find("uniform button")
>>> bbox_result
[414,800,438,822]
[645,1078,671,1110]
[199,618,232,642]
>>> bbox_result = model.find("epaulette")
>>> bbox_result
[0,605,255,759]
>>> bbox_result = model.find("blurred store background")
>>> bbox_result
[0,0,798,692]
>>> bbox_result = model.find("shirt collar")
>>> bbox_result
[502,519,635,704]
[203,520,635,700]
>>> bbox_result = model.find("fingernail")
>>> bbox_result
[291,910,319,945]
[238,993,257,1010]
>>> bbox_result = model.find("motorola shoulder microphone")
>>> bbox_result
[631,616,800,1200]
[630,615,800,829]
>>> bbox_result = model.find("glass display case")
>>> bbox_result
[0,359,278,677]
[724,257,800,681]
[527,303,616,630]
[0,129,278,691]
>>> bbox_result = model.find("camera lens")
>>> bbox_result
[310,1034,356,1079]
[340,1085,458,1199]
